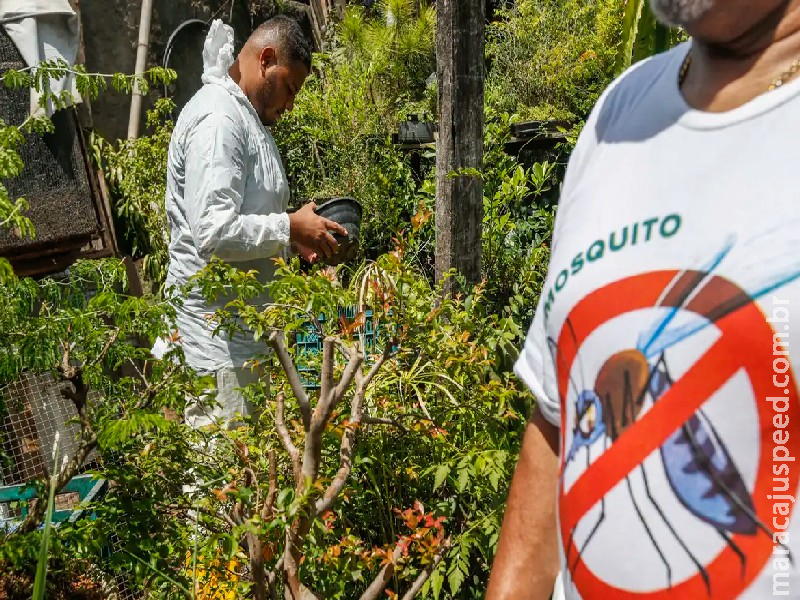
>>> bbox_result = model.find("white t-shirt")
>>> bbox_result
[515,42,800,599]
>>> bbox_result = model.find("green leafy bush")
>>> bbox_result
[0,4,595,595]
[486,0,622,121]
[273,0,435,259]
[92,99,175,291]
[192,242,532,598]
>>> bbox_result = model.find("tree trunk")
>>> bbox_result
[434,0,484,290]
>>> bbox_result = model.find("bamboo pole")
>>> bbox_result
[127,0,154,140]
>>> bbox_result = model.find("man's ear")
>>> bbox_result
[259,46,278,70]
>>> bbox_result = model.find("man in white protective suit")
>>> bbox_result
[155,16,347,430]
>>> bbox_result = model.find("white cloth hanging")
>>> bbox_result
[0,0,81,117]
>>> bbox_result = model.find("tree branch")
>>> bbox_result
[319,336,335,413]
[269,331,311,431]
[162,505,228,538]
[262,449,278,521]
[87,327,121,369]
[362,416,407,433]
[400,538,451,600]
[133,364,181,410]
[363,341,393,390]
[265,555,285,598]
[359,544,404,600]
[329,350,363,410]
[283,338,387,595]
[232,466,258,526]
[301,344,363,490]
[276,392,301,483]
[315,370,365,516]
[312,346,362,436]
[247,530,268,600]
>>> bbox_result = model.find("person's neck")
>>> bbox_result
[683,2,800,112]
[229,59,243,86]
[227,58,268,125]
[229,59,254,102]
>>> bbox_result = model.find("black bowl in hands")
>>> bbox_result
[313,197,362,266]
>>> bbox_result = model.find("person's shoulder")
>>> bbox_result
[590,42,689,138]
[174,86,245,138]
[558,43,689,210]
[181,85,239,120]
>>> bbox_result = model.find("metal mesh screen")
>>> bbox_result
[0,372,89,486]
[0,28,99,256]
[0,373,145,598]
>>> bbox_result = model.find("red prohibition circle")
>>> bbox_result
[553,270,800,599]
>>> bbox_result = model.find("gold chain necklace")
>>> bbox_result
[679,52,800,91]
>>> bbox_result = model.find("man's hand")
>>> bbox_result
[288,202,348,261]
[291,240,318,264]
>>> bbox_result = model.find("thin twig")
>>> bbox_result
[265,556,285,594]
[134,364,181,410]
[162,505,227,537]
[362,416,407,433]
[364,341,394,389]
[87,327,121,369]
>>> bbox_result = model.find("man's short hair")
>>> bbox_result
[250,15,312,71]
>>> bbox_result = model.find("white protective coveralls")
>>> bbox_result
[155,20,290,428]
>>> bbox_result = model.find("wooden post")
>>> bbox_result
[435,0,484,289]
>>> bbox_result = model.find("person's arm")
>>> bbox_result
[183,112,291,262]
[183,113,346,262]
[486,409,560,600]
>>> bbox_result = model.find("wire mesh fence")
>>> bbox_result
[0,372,87,485]
[0,372,145,599]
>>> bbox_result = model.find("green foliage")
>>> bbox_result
[199,244,531,598]
[93,99,176,290]
[477,108,557,319]
[0,114,46,278]
[486,0,623,120]
[0,2,604,594]
[273,0,435,259]
[0,259,200,596]
[1,58,175,104]
[617,0,686,74]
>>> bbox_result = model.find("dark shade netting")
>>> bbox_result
[0,27,98,255]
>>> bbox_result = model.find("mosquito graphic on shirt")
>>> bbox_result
[549,233,800,593]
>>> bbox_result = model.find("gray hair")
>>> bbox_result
[649,0,714,27]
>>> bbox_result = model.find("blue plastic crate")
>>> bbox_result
[0,474,107,533]
[294,308,389,389]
